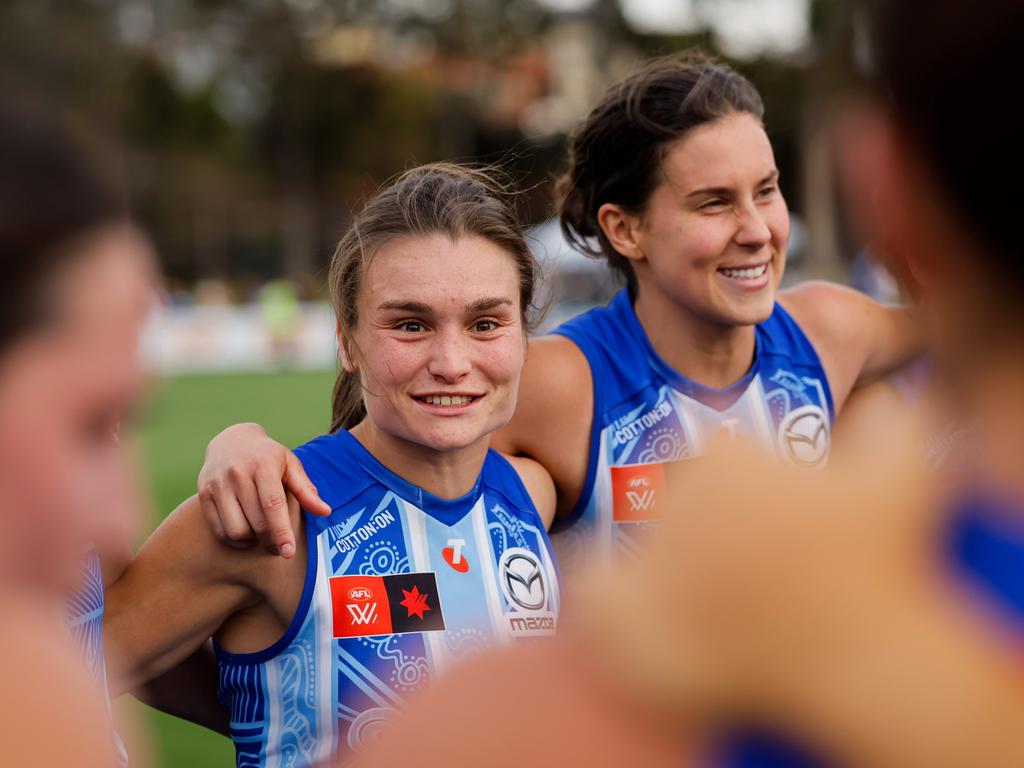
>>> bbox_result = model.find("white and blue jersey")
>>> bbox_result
[67,551,108,688]
[216,430,560,768]
[66,551,128,766]
[551,289,834,569]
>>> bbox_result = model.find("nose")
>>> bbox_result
[426,329,472,383]
[734,201,772,250]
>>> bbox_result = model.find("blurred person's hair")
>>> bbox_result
[0,105,126,354]
[328,162,538,433]
[869,0,1021,291]
[557,52,764,297]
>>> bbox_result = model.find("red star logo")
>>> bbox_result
[399,585,431,620]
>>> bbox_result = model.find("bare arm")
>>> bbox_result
[132,642,229,736]
[504,453,558,530]
[104,495,263,693]
[492,335,594,520]
[780,281,922,413]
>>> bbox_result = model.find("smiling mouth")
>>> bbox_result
[717,263,769,280]
[413,394,481,408]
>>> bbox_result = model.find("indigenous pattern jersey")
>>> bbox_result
[67,551,108,687]
[551,289,834,571]
[66,551,129,766]
[216,430,559,768]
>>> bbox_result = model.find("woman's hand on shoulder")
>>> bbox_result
[198,422,330,557]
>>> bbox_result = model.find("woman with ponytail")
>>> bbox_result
[105,163,560,768]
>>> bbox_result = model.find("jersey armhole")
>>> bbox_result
[487,452,563,592]
[213,511,320,666]
[770,302,837,424]
[549,329,602,533]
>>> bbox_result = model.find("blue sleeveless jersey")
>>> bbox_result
[551,289,834,571]
[216,430,560,767]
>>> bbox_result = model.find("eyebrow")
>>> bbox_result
[686,170,779,199]
[376,297,513,313]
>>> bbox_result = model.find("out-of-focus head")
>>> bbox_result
[839,1,1023,369]
[559,53,788,327]
[0,105,154,593]
[328,163,536,454]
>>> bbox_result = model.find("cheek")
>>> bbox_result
[768,203,791,249]
[475,336,526,388]
[360,338,424,391]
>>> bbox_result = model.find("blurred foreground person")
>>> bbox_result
[0,105,154,765]
[355,0,1024,765]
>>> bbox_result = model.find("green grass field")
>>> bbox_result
[131,369,337,767]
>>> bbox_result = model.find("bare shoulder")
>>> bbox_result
[493,333,594,517]
[502,453,557,530]
[0,606,117,765]
[779,280,874,344]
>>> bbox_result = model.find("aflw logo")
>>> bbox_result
[625,477,655,513]
[346,602,379,625]
[610,464,666,522]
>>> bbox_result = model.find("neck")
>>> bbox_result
[947,351,1024,499]
[633,284,758,389]
[350,419,489,500]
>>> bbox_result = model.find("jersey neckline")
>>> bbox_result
[614,289,762,412]
[335,429,485,527]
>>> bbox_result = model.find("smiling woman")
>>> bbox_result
[104,163,561,768]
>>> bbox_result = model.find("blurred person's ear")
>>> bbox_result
[835,99,961,298]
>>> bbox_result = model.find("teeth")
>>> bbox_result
[720,263,768,280]
[421,395,473,406]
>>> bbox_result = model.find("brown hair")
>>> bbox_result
[0,104,126,355]
[868,0,1020,288]
[328,162,537,433]
[557,52,764,296]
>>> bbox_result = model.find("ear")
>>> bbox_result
[336,322,357,373]
[596,203,646,263]
[835,100,942,293]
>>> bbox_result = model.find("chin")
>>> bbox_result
[414,423,490,453]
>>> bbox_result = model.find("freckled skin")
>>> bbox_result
[350,233,527,455]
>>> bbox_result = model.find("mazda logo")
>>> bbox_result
[499,548,546,611]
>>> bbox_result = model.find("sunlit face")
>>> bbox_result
[346,233,527,454]
[633,111,789,326]
[0,224,154,593]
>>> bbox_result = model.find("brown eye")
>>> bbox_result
[397,320,425,332]
[474,319,498,332]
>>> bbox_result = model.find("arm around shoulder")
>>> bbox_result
[104,495,263,694]
[492,335,594,518]
[780,281,922,411]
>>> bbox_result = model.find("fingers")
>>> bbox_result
[254,469,296,558]
[283,452,331,517]
[198,480,258,550]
